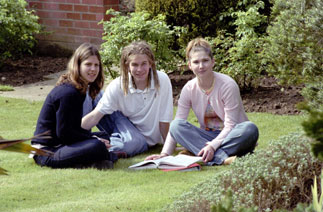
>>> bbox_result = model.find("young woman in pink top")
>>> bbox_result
[146,38,259,165]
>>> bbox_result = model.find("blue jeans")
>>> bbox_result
[83,92,148,157]
[33,138,116,168]
[169,119,259,165]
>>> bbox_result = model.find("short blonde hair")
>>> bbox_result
[120,40,159,95]
[185,38,213,61]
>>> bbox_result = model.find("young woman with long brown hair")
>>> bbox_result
[32,43,116,169]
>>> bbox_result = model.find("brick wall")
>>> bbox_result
[26,0,120,51]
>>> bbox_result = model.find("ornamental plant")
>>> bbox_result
[264,0,323,164]
[208,1,267,90]
[162,133,322,211]
[0,0,41,67]
[311,171,323,212]
[136,0,220,48]
[300,101,323,161]
[100,9,186,78]
[264,0,323,85]
[136,0,272,50]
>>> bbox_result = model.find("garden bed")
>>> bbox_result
[0,56,303,115]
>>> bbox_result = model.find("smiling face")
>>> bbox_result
[80,55,100,84]
[128,54,151,89]
[188,50,215,79]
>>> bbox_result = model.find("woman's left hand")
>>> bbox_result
[198,144,215,162]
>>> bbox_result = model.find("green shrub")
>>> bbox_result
[208,192,315,212]
[265,0,323,164]
[300,105,323,161]
[298,81,323,161]
[208,2,267,90]
[136,0,219,47]
[0,0,41,67]
[100,9,185,78]
[162,133,322,212]
[264,0,323,85]
[301,82,323,112]
[136,0,272,50]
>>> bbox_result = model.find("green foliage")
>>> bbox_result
[136,0,272,49]
[100,9,185,78]
[163,133,322,211]
[0,84,14,91]
[211,192,321,212]
[136,0,219,47]
[210,192,315,212]
[210,191,258,212]
[300,105,323,161]
[174,191,315,212]
[302,108,323,142]
[301,82,323,112]
[311,171,323,212]
[208,2,267,90]
[264,0,323,85]
[0,0,41,67]
[299,81,323,161]
[218,0,272,32]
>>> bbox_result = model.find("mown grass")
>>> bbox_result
[0,84,14,91]
[0,96,306,212]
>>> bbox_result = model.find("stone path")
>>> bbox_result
[0,71,66,101]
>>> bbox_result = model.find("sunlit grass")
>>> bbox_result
[0,84,14,91]
[0,96,306,212]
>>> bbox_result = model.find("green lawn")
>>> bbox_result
[0,84,14,91]
[0,96,306,212]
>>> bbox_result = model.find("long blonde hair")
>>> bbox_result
[185,38,213,61]
[57,43,104,99]
[120,40,159,95]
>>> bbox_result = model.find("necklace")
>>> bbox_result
[199,75,215,95]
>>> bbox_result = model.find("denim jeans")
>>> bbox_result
[33,138,116,168]
[83,92,148,157]
[169,119,259,165]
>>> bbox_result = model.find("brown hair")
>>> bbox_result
[120,40,159,95]
[57,43,104,99]
[185,38,213,61]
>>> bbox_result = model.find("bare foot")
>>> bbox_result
[223,156,237,165]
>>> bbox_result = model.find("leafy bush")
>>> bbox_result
[265,0,323,164]
[208,191,315,212]
[162,133,322,212]
[136,0,272,50]
[264,0,323,85]
[208,2,267,90]
[0,0,41,67]
[301,82,323,112]
[100,9,185,78]
[300,104,323,161]
[136,0,219,47]
[298,81,323,161]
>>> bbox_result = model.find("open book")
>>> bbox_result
[128,154,204,171]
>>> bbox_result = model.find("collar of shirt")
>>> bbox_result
[128,70,155,94]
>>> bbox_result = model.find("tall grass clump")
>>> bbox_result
[162,133,322,212]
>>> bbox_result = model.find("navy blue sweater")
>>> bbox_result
[32,83,93,146]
